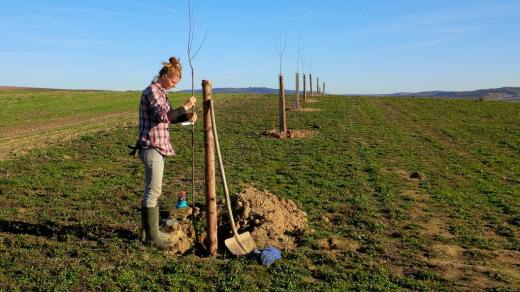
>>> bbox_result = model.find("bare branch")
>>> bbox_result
[191,29,208,60]
[186,0,207,96]
[276,33,287,76]
[296,35,302,73]
[187,0,193,53]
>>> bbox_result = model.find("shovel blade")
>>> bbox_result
[224,232,257,256]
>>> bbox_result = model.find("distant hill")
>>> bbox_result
[3,85,519,100]
[180,86,520,100]
[389,87,520,101]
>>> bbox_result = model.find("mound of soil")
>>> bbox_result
[162,187,309,254]
[219,186,309,250]
[263,129,317,139]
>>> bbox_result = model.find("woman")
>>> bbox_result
[136,56,197,249]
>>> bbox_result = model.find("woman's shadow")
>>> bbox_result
[0,219,138,243]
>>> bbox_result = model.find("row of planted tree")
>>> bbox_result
[276,34,326,134]
[278,72,325,134]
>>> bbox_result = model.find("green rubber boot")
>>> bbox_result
[142,207,174,249]
[141,207,172,242]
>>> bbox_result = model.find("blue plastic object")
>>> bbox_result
[176,200,188,208]
[257,246,282,267]
[176,191,188,208]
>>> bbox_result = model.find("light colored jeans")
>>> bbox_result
[140,148,165,208]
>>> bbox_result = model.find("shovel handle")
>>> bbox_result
[208,100,243,245]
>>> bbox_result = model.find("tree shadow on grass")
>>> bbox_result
[0,219,138,243]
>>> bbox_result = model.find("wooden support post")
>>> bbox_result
[279,74,287,134]
[295,72,300,109]
[309,74,313,97]
[202,80,217,256]
[303,74,307,101]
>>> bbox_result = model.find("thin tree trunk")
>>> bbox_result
[295,72,300,109]
[202,80,217,256]
[323,82,325,96]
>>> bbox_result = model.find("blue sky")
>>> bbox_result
[1,0,519,94]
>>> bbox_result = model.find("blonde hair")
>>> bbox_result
[158,56,182,80]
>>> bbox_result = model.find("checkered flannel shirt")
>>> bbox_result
[137,82,186,156]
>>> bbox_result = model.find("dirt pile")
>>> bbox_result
[162,187,309,254]
[162,207,196,255]
[219,186,309,250]
[263,129,317,139]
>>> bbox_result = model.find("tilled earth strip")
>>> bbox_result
[0,111,135,161]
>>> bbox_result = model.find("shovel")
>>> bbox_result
[209,99,257,256]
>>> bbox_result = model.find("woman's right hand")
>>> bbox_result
[186,112,198,123]
[183,96,197,111]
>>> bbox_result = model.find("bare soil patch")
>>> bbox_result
[315,236,360,253]
[426,244,467,281]
[424,244,520,288]
[399,189,454,239]
[393,185,520,288]
[400,189,429,203]
[263,129,317,139]
[397,187,520,287]
[289,107,321,112]
[423,217,454,239]
[381,168,424,183]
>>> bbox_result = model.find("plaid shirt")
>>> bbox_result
[137,82,184,156]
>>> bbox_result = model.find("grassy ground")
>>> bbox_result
[0,89,137,127]
[0,89,185,160]
[0,90,519,290]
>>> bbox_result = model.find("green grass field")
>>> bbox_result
[0,89,519,290]
[0,89,136,127]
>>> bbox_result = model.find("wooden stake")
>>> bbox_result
[202,80,217,255]
[279,74,287,134]
[295,72,300,109]
[309,73,313,96]
[303,74,307,101]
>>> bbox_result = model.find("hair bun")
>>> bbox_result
[158,56,182,78]
[169,56,179,65]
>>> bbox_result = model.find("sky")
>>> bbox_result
[1,0,519,94]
